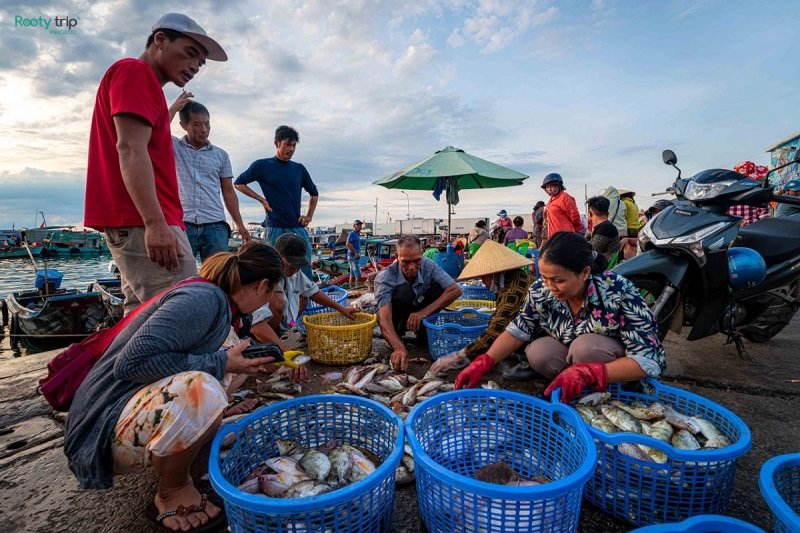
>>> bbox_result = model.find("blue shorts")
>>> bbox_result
[348,258,361,278]
[185,221,230,261]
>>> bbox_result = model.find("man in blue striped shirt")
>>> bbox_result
[169,92,250,260]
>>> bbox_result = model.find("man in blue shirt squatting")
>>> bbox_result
[347,219,364,286]
[374,235,462,371]
[169,92,251,260]
[234,125,318,279]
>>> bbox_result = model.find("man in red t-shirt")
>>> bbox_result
[84,13,227,313]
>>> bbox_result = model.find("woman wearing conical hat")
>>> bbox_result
[430,240,533,372]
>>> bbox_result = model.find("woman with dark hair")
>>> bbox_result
[65,241,285,532]
[454,232,666,402]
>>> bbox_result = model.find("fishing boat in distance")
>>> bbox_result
[5,269,105,351]
[0,229,44,259]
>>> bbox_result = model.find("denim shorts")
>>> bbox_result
[348,258,362,278]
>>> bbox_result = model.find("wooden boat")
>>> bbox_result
[88,278,124,326]
[6,272,105,351]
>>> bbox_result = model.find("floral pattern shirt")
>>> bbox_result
[507,271,666,377]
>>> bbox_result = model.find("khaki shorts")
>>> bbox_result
[105,226,197,314]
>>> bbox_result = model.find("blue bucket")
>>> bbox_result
[296,285,348,335]
[406,389,596,533]
[209,395,404,533]
[630,515,765,532]
[458,283,496,301]
[35,269,63,290]
[759,453,800,533]
[552,379,752,527]
[433,250,463,278]
[423,308,491,360]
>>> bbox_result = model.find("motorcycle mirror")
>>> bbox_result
[662,150,678,166]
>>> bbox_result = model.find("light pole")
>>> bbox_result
[401,191,410,220]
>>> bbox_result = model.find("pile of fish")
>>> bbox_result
[573,392,732,463]
[237,438,379,498]
[322,363,455,419]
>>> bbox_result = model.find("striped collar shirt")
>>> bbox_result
[173,136,233,224]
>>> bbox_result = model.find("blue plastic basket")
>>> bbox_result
[458,283,496,301]
[630,515,765,532]
[209,395,404,533]
[406,389,596,533]
[423,308,491,360]
[296,285,348,335]
[759,453,800,533]
[552,379,752,527]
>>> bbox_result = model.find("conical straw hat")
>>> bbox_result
[458,240,533,280]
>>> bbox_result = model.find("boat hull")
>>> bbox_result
[0,246,43,259]
[7,288,105,350]
[88,278,124,326]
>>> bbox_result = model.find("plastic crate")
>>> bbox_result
[304,311,376,365]
[406,389,596,533]
[296,285,348,335]
[759,453,800,533]
[458,283,496,301]
[631,515,765,532]
[552,379,752,527]
[423,309,491,360]
[209,395,404,533]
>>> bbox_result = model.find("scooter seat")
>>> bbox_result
[737,217,800,266]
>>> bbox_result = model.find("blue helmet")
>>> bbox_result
[542,173,564,189]
[727,247,766,289]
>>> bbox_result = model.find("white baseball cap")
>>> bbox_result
[151,13,227,61]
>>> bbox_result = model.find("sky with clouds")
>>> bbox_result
[0,0,797,231]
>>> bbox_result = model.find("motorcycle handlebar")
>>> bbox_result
[772,193,800,206]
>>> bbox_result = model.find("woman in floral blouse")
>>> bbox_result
[455,231,666,402]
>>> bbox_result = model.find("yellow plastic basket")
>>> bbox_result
[446,299,496,311]
[303,311,377,365]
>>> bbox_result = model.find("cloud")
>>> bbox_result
[0,167,86,228]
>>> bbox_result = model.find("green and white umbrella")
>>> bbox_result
[373,146,529,235]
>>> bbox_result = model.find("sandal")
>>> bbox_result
[145,493,227,533]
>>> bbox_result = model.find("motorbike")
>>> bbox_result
[614,149,800,360]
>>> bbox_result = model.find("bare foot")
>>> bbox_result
[224,397,258,418]
[154,482,222,532]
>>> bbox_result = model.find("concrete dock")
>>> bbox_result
[2,318,799,532]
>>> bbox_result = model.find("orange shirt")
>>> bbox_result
[545,191,583,235]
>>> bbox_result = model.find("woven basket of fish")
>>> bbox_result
[296,285,348,335]
[458,282,496,301]
[304,311,376,365]
[423,309,492,361]
[209,394,404,533]
[406,389,596,533]
[446,299,496,312]
[759,453,800,533]
[553,379,752,527]
[629,514,765,532]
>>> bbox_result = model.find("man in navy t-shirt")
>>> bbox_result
[235,125,319,278]
[346,220,363,285]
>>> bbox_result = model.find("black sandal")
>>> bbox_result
[145,493,227,533]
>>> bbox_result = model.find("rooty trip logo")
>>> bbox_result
[14,15,79,35]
